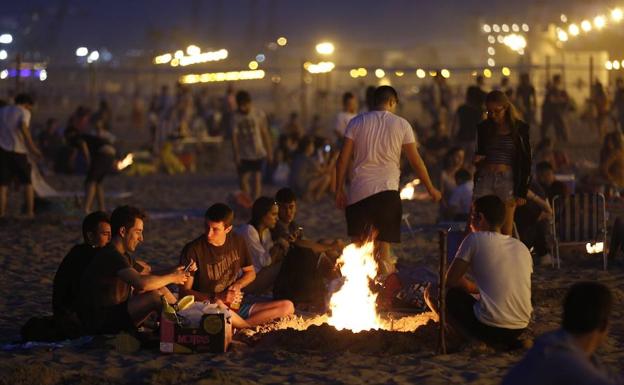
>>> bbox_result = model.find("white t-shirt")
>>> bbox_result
[235,224,274,273]
[448,181,474,215]
[455,231,533,329]
[334,111,356,138]
[345,110,416,205]
[0,105,31,154]
[232,108,268,161]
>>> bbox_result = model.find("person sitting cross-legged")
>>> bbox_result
[503,282,619,385]
[426,194,533,350]
[178,203,294,329]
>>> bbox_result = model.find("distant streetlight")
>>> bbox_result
[0,50,7,60]
[87,50,100,63]
[76,47,88,57]
[276,37,288,46]
[315,42,335,55]
[0,34,12,44]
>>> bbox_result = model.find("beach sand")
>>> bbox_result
[0,158,623,385]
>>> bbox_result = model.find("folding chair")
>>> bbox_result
[551,193,607,270]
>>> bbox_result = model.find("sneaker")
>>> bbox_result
[539,253,554,266]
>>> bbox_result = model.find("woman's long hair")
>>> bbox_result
[249,196,276,229]
[485,90,523,141]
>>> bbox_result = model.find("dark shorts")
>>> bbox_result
[446,288,525,349]
[238,159,263,174]
[345,190,402,243]
[86,153,115,183]
[0,148,32,185]
[84,301,135,335]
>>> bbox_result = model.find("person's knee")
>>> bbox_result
[279,300,295,316]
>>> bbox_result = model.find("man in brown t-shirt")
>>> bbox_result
[179,203,294,329]
[79,206,193,334]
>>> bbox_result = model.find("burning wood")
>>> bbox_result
[116,153,134,171]
[327,241,383,332]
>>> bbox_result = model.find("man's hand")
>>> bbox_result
[218,289,238,304]
[169,267,190,285]
[428,187,442,203]
[335,189,347,210]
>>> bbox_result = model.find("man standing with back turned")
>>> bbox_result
[335,86,441,284]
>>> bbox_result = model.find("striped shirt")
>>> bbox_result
[485,134,515,165]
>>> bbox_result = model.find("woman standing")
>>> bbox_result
[473,90,532,235]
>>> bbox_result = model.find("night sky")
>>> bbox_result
[1,0,572,62]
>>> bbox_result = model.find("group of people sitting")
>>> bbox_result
[48,186,345,338]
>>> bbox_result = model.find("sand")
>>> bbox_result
[1,149,623,385]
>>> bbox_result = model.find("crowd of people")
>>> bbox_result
[3,73,623,383]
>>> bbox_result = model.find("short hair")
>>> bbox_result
[110,206,146,236]
[536,161,554,173]
[275,187,296,204]
[342,91,355,105]
[15,93,34,106]
[473,195,505,227]
[235,90,251,106]
[562,282,612,334]
[454,168,471,185]
[250,196,277,227]
[82,211,110,242]
[373,86,398,106]
[205,203,234,227]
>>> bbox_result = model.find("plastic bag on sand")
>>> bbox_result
[178,302,232,328]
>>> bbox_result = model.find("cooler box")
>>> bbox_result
[160,312,232,353]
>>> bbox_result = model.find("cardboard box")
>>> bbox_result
[160,312,232,353]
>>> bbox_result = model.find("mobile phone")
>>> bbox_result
[184,260,193,272]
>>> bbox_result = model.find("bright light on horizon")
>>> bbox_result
[75,47,88,57]
[612,8,624,22]
[594,15,607,29]
[375,68,385,78]
[0,34,13,44]
[315,42,335,55]
[568,23,580,36]
[581,20,592,32]
[0,50,7,60]
[277,36,288,46]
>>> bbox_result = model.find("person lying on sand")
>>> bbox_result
[178,203,294,329]
[425,195,533,350]
[503,282,620,385]
[78,206,195,334]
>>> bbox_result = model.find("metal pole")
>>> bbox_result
[15,53,22,94]
[589,56,594,100]
[438,229,448,355]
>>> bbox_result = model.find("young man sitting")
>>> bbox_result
[503,282,618,385]
[53,211,111,336]
[428,195,533,349]
[78,206,192,334]
[178,203,294,329]
[271,188,345,305]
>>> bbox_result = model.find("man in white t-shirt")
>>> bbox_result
[441,194,533,349]
[335,86,441,278]
[232,91,272,200]
[0,94,42,217]
[333,92,358,147]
